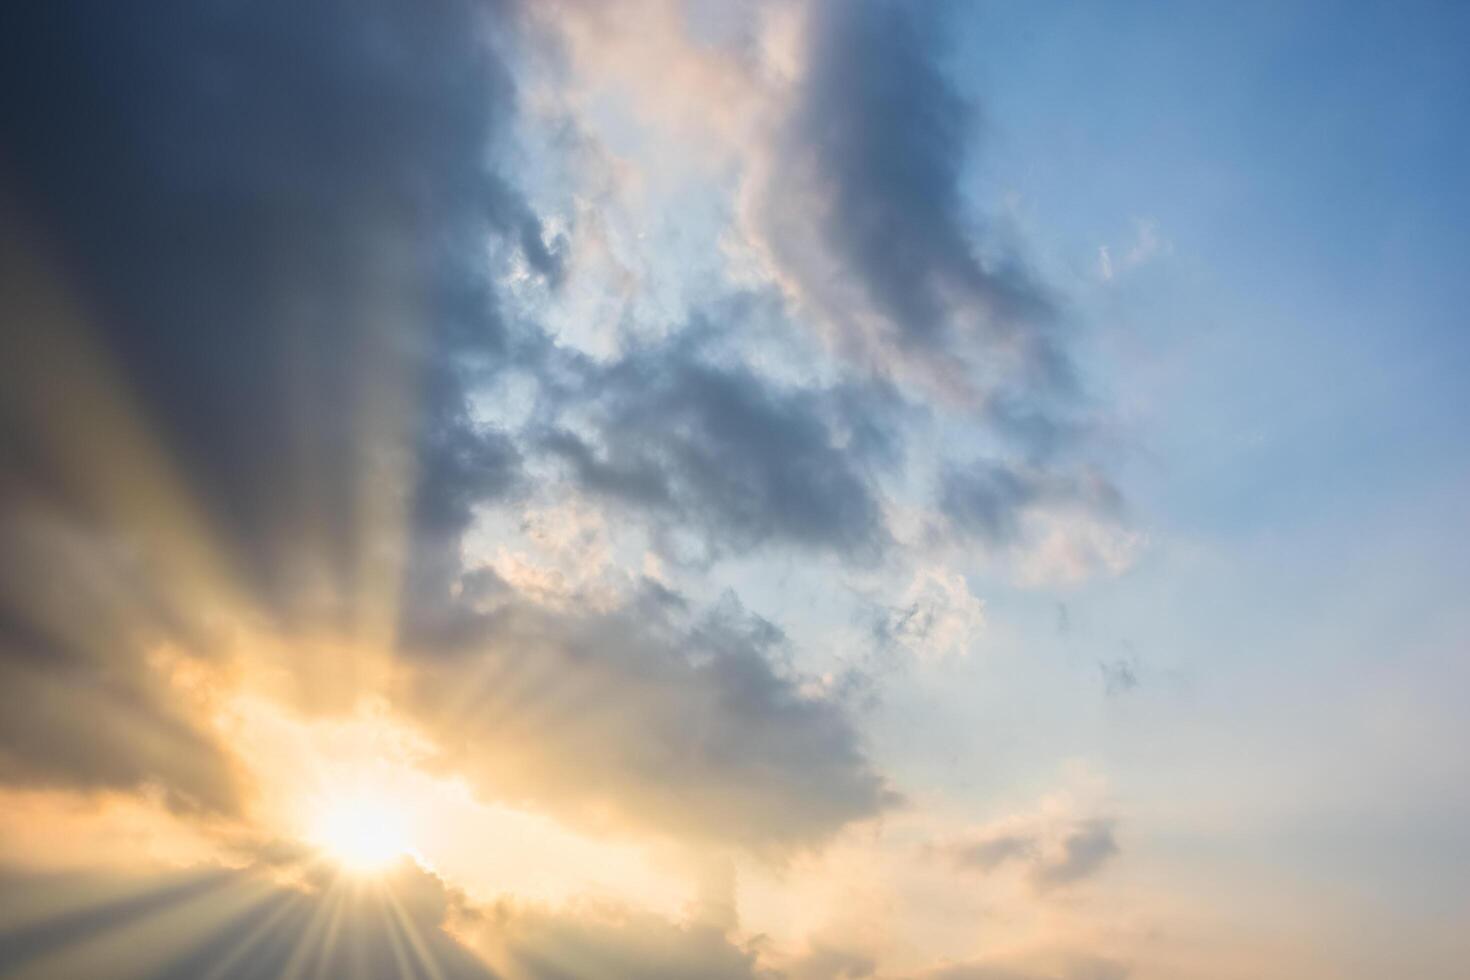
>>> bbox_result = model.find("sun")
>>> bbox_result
[308,791,413,873]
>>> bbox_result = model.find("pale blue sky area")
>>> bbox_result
[900,5,1470,964]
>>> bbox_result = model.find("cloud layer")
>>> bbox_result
[0,0,1142,976]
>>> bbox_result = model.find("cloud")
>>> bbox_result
[872,566,985,661]
[0,858,771,980]
[477,899,764,980]
[403,586,898,852]
[747,0,1071,421]
[781,944,878,979]
[1011,513,1143,587]
[0,861,495,980]
[2,853,1133,980]
[1098,660,1140,697]
[0,0,552,801]
[730,0,1131,560]
[936,460,1138,582]
[1028,819,1121,892]
[920,953,1129,980]
[1096,219,1169,284]
[534,327,899,561]
[0,510,242,814]
[0,0,542,619]
[934,816,1121,895]
[939,462,1123,548]
[0,3,1143,973]
[539,0,1110,476]
[947,833,1038,873]
[0,0,902,861]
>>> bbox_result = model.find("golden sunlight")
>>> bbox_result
[309,790,414,874]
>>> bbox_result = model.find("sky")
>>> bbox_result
[0,1,1467,978]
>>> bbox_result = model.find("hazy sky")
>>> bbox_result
[1,2,1467,978]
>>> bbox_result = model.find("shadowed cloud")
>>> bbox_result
[0,862,494,980]
[934,816,1121,895]
[0,0,542,806]
[752,0,1071,421]
[939,459,1125,549]
[534,327,900,560]
[404,586,899,852]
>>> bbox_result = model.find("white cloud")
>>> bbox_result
[885,565,986,660]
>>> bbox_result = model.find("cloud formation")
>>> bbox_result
[750,0,1068,416]
[535,328,898,560]
[921,955,1129,980]
[0,0,559,812]
[2,855,1130,980]
[936,816,1121,894]
[479,899,763,980]
[0,0,1151,975]
[0,862,494,980]
[940,462,1124,548]
[0,0,908,862]
[0,515,240,813]
[405,586,897,851]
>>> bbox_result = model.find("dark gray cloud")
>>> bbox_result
[535,330,901,560]
[743,0,1124,561]
[404,587,898,852]
[739,0,1131,561]
[940,462,1040,545]
[794,1,1048,344]
[0,0,537,622]
[754,0,1075,433]
[939,460,1124,547]
[0,0,544,802]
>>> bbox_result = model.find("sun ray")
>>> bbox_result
[308,875,352,980]
[376,889,421,980]
[275,874,351,980]
[383,885,449,980]
[194,885,308,980]
[0,871,264,980]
